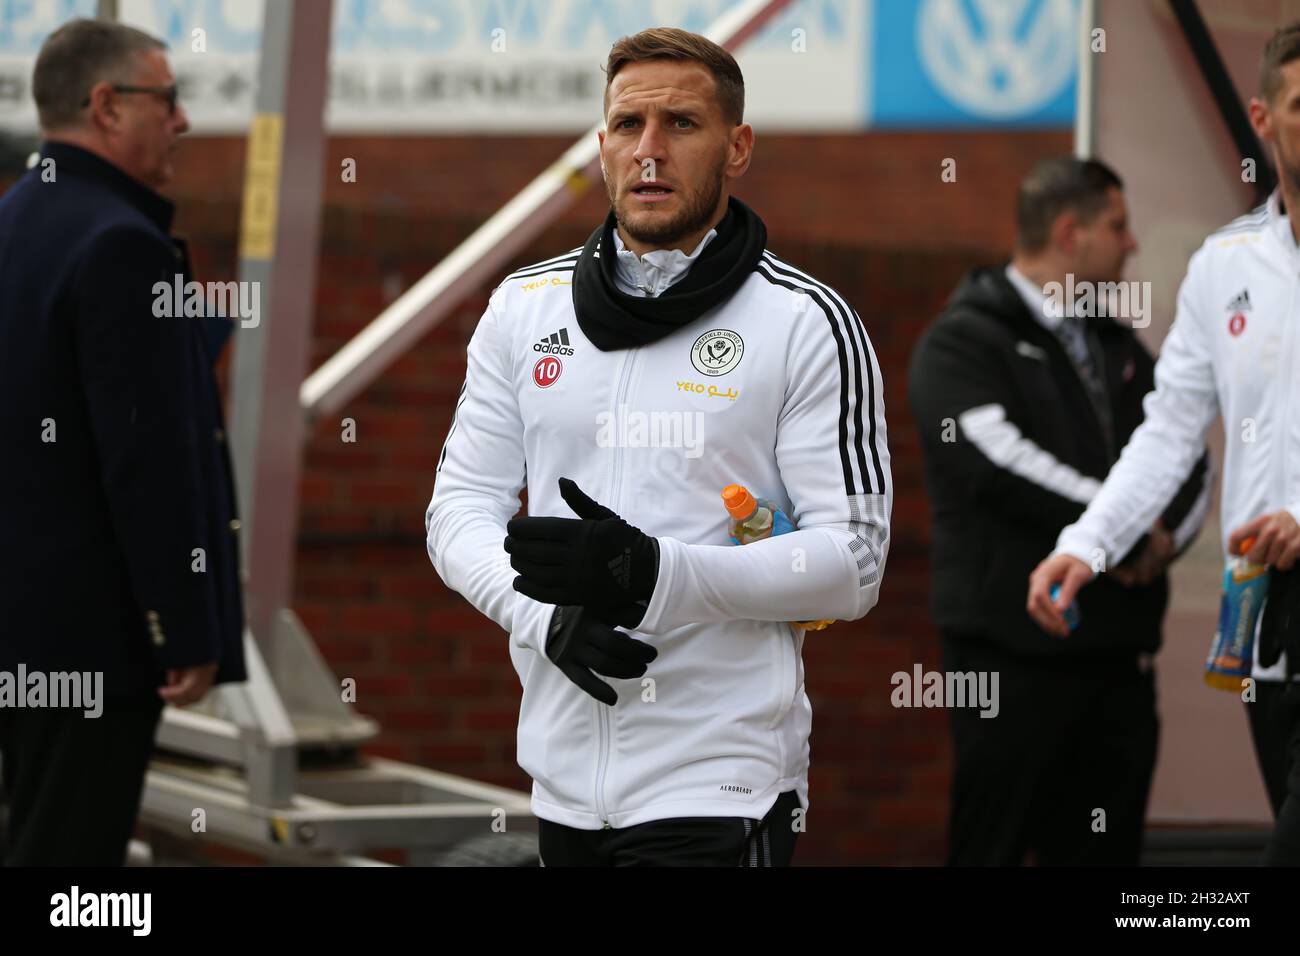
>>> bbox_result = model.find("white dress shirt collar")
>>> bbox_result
[1005,263,1073,333]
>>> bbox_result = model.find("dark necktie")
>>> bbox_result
[1055,315,1114,457]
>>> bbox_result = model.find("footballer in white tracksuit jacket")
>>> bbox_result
[1055,190,1300,681]
[426,217,891,829]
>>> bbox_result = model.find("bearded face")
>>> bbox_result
[599,59,749,254]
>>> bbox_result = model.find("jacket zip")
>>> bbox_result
[593,696,611,827]
[594,348,638,826]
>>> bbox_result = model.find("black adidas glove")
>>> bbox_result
[505,478,659,627]
[545,604,658,706]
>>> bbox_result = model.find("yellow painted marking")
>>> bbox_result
[238,113,285,261]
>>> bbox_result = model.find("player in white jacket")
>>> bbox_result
[1029,22,1300,865]
[425,29,891,866]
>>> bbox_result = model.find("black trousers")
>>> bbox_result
[538,790,802,866]
[0,695,164,866]
[1244,679,1300,865]
[942,634,1158,866]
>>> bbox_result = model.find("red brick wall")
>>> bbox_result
[164,129,1069,864]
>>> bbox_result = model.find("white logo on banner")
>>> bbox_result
[917,0,1076,118]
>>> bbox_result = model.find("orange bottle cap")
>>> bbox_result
[1239,536,1257,555]
[722,484,756,519]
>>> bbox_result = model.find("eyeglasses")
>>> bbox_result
[80,84,179,116]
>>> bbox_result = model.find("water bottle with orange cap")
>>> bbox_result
[1204,536,1270,690]
[721,483,835,633]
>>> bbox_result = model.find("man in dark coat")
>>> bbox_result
[908,158,1211,865]
[0,18,246,865]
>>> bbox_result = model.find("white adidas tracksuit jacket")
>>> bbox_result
[1056,190,1300,680]
[425,227,892,828]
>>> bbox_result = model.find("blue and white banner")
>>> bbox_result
[0,0,1078,134]
[872,0,1079,127]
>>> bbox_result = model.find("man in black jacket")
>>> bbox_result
[908,157,1211,865]
[0,19,246,865]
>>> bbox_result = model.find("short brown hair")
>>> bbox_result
[1016,157,1124,253]
[33,18,164,131]
[603,28,745,126]
[1260,21,1300,104]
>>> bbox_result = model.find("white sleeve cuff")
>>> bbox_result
[1054,525,1104,573]
[510,593,555,653]
[636,535,682,636]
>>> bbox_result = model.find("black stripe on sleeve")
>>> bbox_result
[762,253,886,495]
[504,252,582,281]
[755,263,861,495]
[436,379,470,474]
[755,261,881,496]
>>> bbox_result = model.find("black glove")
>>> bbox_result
[505,478,659,627]
[544,604,657,706]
